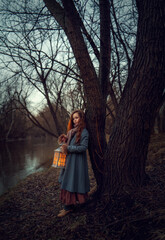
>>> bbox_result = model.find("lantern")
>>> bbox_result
[52,146,66,168]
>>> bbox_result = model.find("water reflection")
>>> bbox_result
[0,138,58,196]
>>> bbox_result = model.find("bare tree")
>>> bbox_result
[0,87,29,140]
[0,0,84,136]
[43,0,165,197]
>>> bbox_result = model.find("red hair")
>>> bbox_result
[67,110,86,143]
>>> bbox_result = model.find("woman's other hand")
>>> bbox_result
[61,144,68,154]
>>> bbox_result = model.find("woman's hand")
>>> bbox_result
[58,134,68,144]
[61,144,68,154]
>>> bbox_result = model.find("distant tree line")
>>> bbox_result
[0,92,69,141]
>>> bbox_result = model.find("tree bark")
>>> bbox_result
[103,0,165,196]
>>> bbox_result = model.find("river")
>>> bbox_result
[0,137,58,196]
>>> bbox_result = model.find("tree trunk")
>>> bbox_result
[103,0,165,196]
[43,0,110,190]
[43,0,165,197]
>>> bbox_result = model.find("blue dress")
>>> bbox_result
[59,128,90,194]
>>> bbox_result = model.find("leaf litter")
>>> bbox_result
[0,134,165,240]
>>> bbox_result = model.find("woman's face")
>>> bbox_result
[73,112,81,126]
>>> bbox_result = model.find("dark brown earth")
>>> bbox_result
[0,134,165,240]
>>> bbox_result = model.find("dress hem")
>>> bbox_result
[60,189,88,205]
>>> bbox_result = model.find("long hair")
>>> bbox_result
[67,109,86,144]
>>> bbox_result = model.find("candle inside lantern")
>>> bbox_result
[52,146,66,168]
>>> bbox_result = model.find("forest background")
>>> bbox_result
[1,0,164,141]
[0,0,165,192]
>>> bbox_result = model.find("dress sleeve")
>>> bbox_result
[67,129,89,153]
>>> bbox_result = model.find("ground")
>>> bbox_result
[0,134,165,240]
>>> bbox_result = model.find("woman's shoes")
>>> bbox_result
[59,209,65,213]
[57,209,72,217]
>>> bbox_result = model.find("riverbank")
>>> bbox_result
[0,134,165,240]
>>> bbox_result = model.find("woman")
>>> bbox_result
[57,110,90,217]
